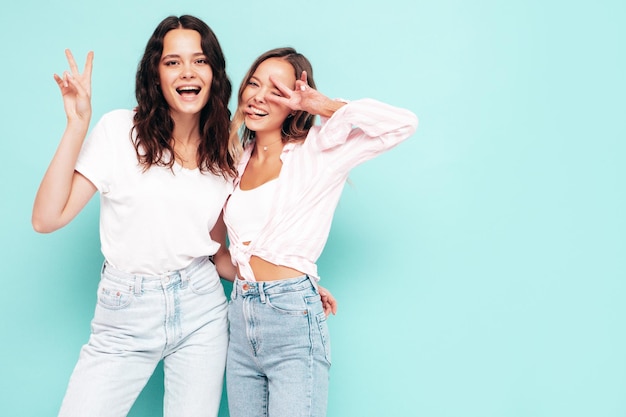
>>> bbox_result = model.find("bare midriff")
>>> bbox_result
[239,241,304,281]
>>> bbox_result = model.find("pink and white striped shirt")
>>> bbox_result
[223,98,418,281]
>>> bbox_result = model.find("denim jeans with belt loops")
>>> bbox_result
[58,256,228,417]
[226,275,331,417]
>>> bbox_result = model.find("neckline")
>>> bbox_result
[238,177,278,192]
[173,160,200,173]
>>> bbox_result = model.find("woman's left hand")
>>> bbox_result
[268,71,344,118]
[318,285,338,317]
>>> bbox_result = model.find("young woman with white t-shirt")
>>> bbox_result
[32,15,236,417]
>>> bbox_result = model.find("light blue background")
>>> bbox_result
[1,0,625,416]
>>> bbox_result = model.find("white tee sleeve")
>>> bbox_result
[75,110,133,194]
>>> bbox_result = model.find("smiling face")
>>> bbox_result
[241,57,296,138]
[158,28,213,121]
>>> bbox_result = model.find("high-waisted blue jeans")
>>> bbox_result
[226,275,331,417]
[58,256,228,417]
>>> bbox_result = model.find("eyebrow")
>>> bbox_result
[161,52,206,60]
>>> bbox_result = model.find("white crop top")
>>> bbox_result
[225,179,278,243]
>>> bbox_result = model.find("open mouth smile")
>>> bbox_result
[246,105,268,117]
[176,86,201,96]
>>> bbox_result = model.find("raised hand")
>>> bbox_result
[54,49,94,123]
[267,71,342,118]
[32,49,97,234]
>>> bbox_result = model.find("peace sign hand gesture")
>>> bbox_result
[54,49,94,123]
[267,71,345,118]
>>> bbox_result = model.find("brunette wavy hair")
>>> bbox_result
[133,15,236,178]
[230,47,317,150]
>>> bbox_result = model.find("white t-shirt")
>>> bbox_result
[75,109,233,275]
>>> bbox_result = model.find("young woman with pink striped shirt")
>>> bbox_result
[220,47,418,417]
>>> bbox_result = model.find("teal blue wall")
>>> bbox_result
[2,0,625,416]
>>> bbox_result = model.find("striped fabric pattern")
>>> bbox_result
[224,98,418,281]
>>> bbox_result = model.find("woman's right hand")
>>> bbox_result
[54,49,94,123]
[32,49,97,233]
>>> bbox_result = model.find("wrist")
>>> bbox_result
[319,99,346,118]
[65,119,90,136]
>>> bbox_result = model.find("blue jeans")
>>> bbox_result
[58,256,228,417]
[226,275,331,417]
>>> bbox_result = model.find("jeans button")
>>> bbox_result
[242,284,249,291]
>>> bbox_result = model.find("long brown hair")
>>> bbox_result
[230,47,317,150]
[133,15,236,178]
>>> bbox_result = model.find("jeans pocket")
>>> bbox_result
[97,277,134,310]
[316,311,332,365]
[266,292,308,316]
[189,267,220,295]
